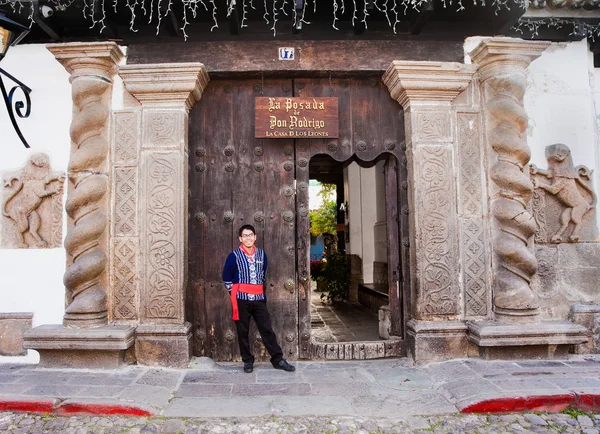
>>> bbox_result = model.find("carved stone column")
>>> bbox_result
[23,43,135,368]
[471,38,550,321]
[119,64,209,367]
[383,61,476,363]
[467,38,587,359]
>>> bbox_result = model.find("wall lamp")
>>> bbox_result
[0,10,32,148]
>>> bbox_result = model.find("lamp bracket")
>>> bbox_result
[0,67,32,148]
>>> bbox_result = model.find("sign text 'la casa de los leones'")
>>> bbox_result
[255,97,339,139]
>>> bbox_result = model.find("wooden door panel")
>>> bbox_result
[189,79,297,361]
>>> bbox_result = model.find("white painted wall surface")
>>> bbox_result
[525,40,599,231]
[0,44,73,363]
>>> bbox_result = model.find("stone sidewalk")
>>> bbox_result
[1,355,600,420]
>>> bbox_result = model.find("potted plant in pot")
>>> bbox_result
[318,251,350,303]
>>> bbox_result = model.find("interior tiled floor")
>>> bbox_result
[310,287,381,342]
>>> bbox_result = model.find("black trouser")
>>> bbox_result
[234,298,283,365]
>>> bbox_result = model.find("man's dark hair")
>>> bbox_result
[239,224,256,237]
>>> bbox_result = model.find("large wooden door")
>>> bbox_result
[188,77,407,361]
[188,79,297,361]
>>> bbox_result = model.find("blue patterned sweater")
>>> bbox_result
[222,247,268,301]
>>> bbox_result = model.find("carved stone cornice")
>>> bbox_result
[47,42,124,81]
[382,61,477,108]
[470,38,551,82]
[119,63,210,111]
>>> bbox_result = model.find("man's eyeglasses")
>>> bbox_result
[241,234,255,238]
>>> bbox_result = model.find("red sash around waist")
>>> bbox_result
[230,283,264,321]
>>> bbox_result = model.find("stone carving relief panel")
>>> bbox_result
[114,111,140,164]
[417,145,458,316]
[142,110,185,149]
[457,113,483,216]
[142,153,182,320]
[111,110,140,322]
[414,112,452,143]
[1,154,65,249]
[531,144,597,244]
[457,113,489,318]
[110,237,138,320]
[113,167,137,237]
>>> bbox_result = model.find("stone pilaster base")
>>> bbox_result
[467,320,588,360]
[406,319,468,365]
[22,324,135,368]
[570,305,600,354]
[135,322,192,368]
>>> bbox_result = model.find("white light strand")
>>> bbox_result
[263,0,270,25]
[352,0,357,26]
[126,0,139,32]
[210,0,219,30]
[242,0,249,27]
[227,0,236,16]
[332,0,339,29]
[301,0,311,25]
[362,0,369,29]
[281,0,289,17]
[391,0,399,33]
[271,0,278,35]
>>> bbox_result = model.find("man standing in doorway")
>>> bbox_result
[223,224,296,373]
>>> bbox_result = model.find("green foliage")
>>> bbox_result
[561,407,595,418]
[319,252,350,303]
[309,183,337,237]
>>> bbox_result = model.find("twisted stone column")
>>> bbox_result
[47,43,124,328]
[470,38,550,320]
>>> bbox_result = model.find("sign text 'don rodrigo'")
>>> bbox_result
[255,97,339,139]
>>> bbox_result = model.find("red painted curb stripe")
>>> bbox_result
[56,403,153,417]
[574,394,600,413]
[461,394,575,414]
[0,400,55,414]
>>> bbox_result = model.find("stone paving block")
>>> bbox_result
[548,378,600,389]
[163,397,273,417]
[423,361,475,382]
[232,382,311,396]
[72,386,127,398]
[0,373,19,383]
[352,392,456,417]
[0,364,32,373]
[524,414,548,425]
[462,359,521,374]
[310,381,372,397]
[300,368,354,383]
[15,372,71,385]
[136,369,183,388]
[256,369,304,384]
[182,371,256,384]
[119,384,174,408]
[67,373,140,386]
[160,418,186,433]
[490,379,563,391]
[22,384,85,396]
[271,395,354,416]
[440,379,502,401]
[370,367,432,391]
[175,383,233,398]
[0,383,31,394]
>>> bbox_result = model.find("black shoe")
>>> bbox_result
[243,362,253,373]
[273,359,295,372]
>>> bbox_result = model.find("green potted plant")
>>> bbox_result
[318,251,350,303]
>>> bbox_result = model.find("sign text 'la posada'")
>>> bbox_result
[255,97,339,139]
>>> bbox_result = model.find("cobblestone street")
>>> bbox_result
[2,411,600,433]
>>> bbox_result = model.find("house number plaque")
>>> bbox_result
[255,97,339,139]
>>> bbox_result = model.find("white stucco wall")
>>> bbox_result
[525,40,599,231]
[0,44,72,363]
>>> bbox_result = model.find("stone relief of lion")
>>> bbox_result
[530,143,596,243]
[2,153,65,248]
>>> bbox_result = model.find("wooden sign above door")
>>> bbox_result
[255,97,339,139]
